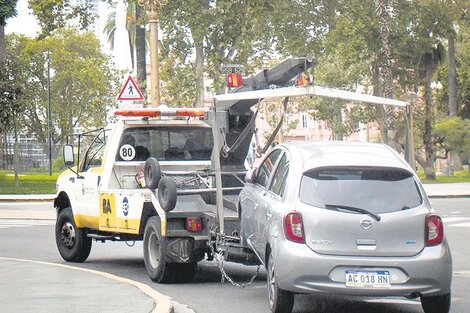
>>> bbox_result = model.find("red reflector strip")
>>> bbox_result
[115,108,207,117]
[186,217,203,232]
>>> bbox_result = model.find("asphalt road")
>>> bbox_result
[0,199,468,313]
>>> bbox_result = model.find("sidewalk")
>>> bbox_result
[422,182,470,198]
[0,257,169,313]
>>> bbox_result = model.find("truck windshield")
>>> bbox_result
[299,167,423,214]
[116,126,213,161]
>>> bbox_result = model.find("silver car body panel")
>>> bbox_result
[239,141,452,298]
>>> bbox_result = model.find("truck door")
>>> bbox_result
[73,130,109,226]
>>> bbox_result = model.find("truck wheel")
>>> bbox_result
[143,216,173,283]
[421,293,451,313]
[158,177,177,212]
[144,157,161,189]
[55,207,92,263]
[267,252,294,313]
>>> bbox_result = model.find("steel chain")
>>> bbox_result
[209,239,260,288]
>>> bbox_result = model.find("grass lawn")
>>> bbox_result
[420,175,470,184]
[0,171,59,194]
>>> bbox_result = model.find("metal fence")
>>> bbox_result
[0,142,62,173]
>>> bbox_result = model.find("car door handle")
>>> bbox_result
[266,212,272,221]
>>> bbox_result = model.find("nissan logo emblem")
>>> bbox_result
[360,219,372,230]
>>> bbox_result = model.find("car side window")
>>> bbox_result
[270,154,289,197]
[255,149,282,188]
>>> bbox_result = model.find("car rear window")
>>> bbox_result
[299,167,423,214]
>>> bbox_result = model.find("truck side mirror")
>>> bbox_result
[245,168,256,183]
[63,145,75,167]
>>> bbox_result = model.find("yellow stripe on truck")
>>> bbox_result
[74,214,99,229]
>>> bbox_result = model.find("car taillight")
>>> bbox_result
[425,214,443,246]
[186,217,203,232]
[283,212,305,243]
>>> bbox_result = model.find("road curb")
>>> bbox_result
[428,195,470,199]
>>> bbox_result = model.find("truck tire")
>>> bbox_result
[145,157,161,189]
[55,207,92,263]
[143,216,173,283]
[158,177,177,212]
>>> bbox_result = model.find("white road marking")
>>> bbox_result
[0,219,55,229]
[454,271,470,277]
[449,222,470,228]
[442,217,470,223]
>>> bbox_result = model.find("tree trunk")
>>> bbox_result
[372,64,388,143]
[135,5,146,92]
[377,0,394,145]
[448,32,457,117]
[13,113,19,189]
[0,24,5,64]
[423,83,436,180]
[194,37,204,108]
[447,31,461,172]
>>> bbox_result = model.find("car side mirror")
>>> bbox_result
[245,168,256,183]
[63,145,75,168]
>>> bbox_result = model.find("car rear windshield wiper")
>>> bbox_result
[324,204,381,222]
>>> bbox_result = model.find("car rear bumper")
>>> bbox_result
[274,239,452,297]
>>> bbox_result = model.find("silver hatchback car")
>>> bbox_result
[239,141,452,313]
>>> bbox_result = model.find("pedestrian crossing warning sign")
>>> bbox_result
[117,76,145,101]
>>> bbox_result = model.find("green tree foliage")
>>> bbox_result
[29,0,95,38]
[158,0,276,106]
[7,29,120,147]
[434,117,470,162]
[0,41,23,132]
[438,23,470,119]
[0,0,18,63]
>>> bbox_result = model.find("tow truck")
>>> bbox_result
[54,57,408,285]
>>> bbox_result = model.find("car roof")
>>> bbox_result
[279,141,411,171]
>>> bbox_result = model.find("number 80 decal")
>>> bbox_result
[119,144,135,161]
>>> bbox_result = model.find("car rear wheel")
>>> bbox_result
[55,207,92,263]
[267,252,294,313]
[421,293,451,313]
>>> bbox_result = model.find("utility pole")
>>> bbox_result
[138,0,168,107]
[45,51,52,176]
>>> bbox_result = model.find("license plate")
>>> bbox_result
[345,270,390,288]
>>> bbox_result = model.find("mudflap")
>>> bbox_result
[165,237,207,263]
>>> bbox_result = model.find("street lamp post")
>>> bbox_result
[45,51,52,176]
[138,0,168,107]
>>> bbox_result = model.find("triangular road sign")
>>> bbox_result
[117,76,145,101]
